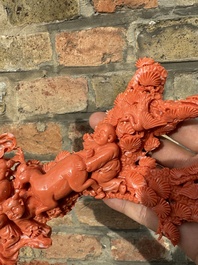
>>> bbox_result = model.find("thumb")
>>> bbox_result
[89,112,106,129]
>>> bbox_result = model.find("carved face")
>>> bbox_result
[93,124,116,145]
[3,199,25,220]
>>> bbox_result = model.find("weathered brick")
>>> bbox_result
[47,212,73,227]
[0,3,9,29]
[93,0,158,12]
[91,73,132,109]
[111,235,171,261]
[16,76,88,118]
[0,33,52,71]
[1,0,79,26]
[0,122,62,155]
[45,233,102,259]
[56,27,126,66]
[0,78,7,115]
[19,247,34,259]
[173,72,198,99]
[75,198,140,229]
[17,260,57,265]
[137,18,198,61]
[159,0,198,6]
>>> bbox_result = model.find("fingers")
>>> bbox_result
[103,198,158,231]
[89,112,106,129]
[178,222,198,263]
[152,119,198,168]
[152,138,196,168]
[104,198,198,263]
[168,119,198,153]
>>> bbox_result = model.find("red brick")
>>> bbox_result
[16,76,88,117]
[93,0,158,12]
[45,234,102,259]
[111,236,170,261]
[47,213,73,227]
[55,27,126,66]
[0,122,62,155]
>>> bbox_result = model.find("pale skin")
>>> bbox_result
[89,112,198,264]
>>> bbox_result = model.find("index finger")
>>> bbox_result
[168,119,198,153]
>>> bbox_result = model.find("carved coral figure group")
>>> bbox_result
[0,58,197,264]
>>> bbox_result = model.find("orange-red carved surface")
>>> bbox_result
[0,58,198,264]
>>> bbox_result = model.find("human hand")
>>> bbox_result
[89,112,198,264]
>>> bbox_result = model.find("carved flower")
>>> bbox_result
[152,198,171,218]
[116,119,135,138]
[137,70,162,87]
[161,222,180,246]
[126,171,147,189]
[135,186,158,207]
[138,156,156,168]
[144,135,161,152]
[191,208,198,222]
[135,57,155,68]
[171,202,192,220]
[148,177,171,199]
[119,134,142,152]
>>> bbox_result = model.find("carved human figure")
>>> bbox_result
[80,123,124,198]
[1,193,51,247]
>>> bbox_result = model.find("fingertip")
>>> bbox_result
[89,112,106,129]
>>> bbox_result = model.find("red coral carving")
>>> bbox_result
[0,58,197,264]
[152,198,171,218]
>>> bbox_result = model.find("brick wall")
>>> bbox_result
[0,0,197,264]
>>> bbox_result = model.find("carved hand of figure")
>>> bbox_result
[89,112,198,264]
[85,148,94,159]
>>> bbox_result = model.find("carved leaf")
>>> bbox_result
[142,112,167,129]
[178,105,198,119]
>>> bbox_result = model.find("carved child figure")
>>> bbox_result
[80,123,125,198]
